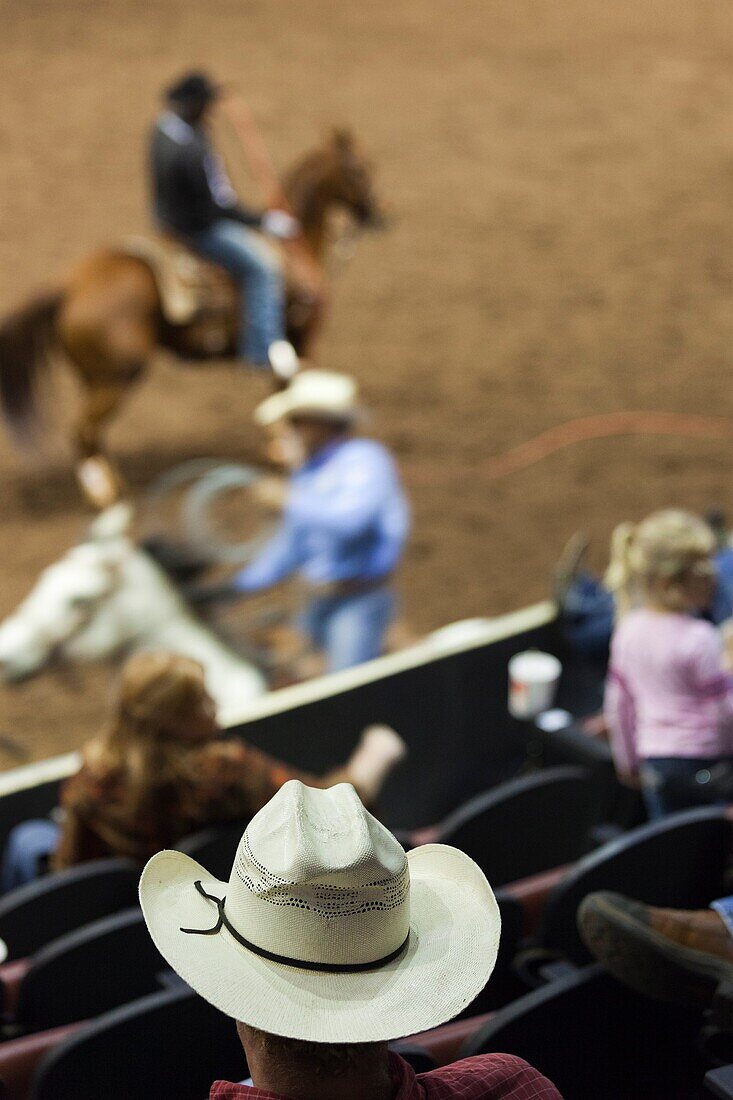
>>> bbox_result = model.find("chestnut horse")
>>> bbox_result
[0,129,383,503]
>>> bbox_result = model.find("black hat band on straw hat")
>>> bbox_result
[180,879,410,974]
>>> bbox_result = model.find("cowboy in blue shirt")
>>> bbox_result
[235,371,409,672]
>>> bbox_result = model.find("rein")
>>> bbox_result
[222,103,376,303]
[221,99,321,285]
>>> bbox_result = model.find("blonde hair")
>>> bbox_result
[604,509,715,617]
[83,651,214,818]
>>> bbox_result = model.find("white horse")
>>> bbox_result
[0,505,266,724]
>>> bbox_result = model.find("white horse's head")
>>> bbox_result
[0,503,266,717]
[0,505,140,681]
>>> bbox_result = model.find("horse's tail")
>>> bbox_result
[0,290,62,445]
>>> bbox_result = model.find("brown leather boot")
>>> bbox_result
[578,891,733,1009]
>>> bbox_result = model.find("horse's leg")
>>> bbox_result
[297,289,327,359]
[74,382,132,508]
[58,254,159,508]
[285,277,328,360]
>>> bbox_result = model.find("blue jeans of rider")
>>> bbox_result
[187,220,285,365]
[301,587,395,673]
[1,819,60,894]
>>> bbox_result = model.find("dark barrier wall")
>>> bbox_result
[233,619,564,830]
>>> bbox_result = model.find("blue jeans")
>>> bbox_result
[1,819,61,894]
[711,895,733,937]
[186,220,285,364]
[301,587,395,673]
[640,757,733,821]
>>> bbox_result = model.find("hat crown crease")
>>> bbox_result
[222,781,411,966]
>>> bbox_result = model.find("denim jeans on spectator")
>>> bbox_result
[1,819,61,894]
[186,220,285,364]
[301,587,395,673]
[711,895,733,937]
[640,757,733,821]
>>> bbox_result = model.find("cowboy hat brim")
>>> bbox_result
[139,843,501,1043]
[254,391,364,428]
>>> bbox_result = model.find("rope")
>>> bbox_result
[142,413,732,558]
[408,411,733,485]
[141,459,274,565]
[219,97,322,286]
[182,464,276,564]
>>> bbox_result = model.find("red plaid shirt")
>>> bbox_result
[209,1052,563,1099]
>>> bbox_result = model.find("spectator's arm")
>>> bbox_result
[52,806,87,870]
[200,740,351,819]
[51,772,107,869]
[604,666,640,777]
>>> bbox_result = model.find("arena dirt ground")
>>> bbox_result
[0,0,731,764]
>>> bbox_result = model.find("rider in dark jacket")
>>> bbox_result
[149,72,298,367]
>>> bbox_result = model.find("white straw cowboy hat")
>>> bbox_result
[139,781,501,1043]
[254,370,362,427]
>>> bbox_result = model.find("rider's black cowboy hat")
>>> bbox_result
[165,71,221,107]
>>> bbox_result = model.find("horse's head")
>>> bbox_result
[324,128,386,229]
[0,505,136,682]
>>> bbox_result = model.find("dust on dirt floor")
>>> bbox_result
[0,0,731,763]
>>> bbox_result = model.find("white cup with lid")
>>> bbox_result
[508,650,562,720]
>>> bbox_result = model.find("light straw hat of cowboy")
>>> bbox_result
[139,781,501,1043]
[254,370,362,428]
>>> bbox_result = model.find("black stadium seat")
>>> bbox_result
[0,859,139,960]
[178,819,249,880]
[707,1066,733,1098]
[433,767,598,886]
[460,963,709,1100]
[31,987,247,1100]
[459,890,525,1015]
[535,806,732,965]
[14,909,166,1032]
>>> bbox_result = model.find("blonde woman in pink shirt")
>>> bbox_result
[604,510,733,820]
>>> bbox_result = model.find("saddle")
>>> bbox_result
[124,234,236,327]
[124,234,320,359]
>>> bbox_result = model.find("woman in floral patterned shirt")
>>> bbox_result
[3,651,405,885]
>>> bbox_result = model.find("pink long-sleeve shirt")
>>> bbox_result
[604,608,733,773]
